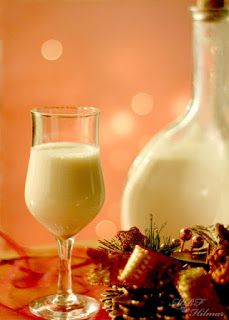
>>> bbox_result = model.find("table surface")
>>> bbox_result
[0,241,109,320]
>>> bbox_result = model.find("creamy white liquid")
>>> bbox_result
[122,139,229,237]
[25,142,105,239]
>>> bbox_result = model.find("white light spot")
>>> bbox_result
[109,149,133,171]
[96,220,118,239]
[110,111,136,135]
[41,39,63,61]
[131,93,154,116]
[201,188,209,197]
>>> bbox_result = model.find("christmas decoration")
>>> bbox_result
[206,224,229,287]
[118,245,181,289]
[175,267,227,319]
[179,228,193,242]
[87,249,130,286]
[101,284,183,320]
[191,235,205,250]
[97,216,180,256]
[208,246,229,285]
[87,222,229,320]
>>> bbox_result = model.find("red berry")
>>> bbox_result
[171,238,181,247]
[191,235,204,249]
[179,228,192,241]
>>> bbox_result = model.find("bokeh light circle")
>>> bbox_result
[131,92,154,116]
[96,220,118,238]
[41,39,63,61]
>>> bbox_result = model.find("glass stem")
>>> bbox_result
[56,237,74,296]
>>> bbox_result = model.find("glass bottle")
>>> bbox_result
[121,0,229,237]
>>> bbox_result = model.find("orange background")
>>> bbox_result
[0,0,194,247]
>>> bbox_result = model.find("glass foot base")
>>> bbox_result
[29,293,100,319]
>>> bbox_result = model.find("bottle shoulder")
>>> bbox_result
[128,106,229,177]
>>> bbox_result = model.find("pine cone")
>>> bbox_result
[101,284,184,320]
[216,224,229,248]
[208,246,229,285]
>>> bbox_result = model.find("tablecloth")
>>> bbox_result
[0,231,109,319]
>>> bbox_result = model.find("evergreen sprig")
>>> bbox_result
[145,214,165,250]
[98,214,180,256]
[98,237,123,252]
[145,214,180,255]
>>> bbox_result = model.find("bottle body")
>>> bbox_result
[121,6,229,236]
[122,112,229,236]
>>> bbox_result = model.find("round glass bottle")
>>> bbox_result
[121,0,229,237]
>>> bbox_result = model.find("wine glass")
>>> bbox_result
[25,106,105,319]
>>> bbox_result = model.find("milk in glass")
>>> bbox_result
[25,142,105,239]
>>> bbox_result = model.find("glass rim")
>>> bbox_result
[31,106,100,118]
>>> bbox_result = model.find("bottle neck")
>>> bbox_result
[192,12,229,116]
